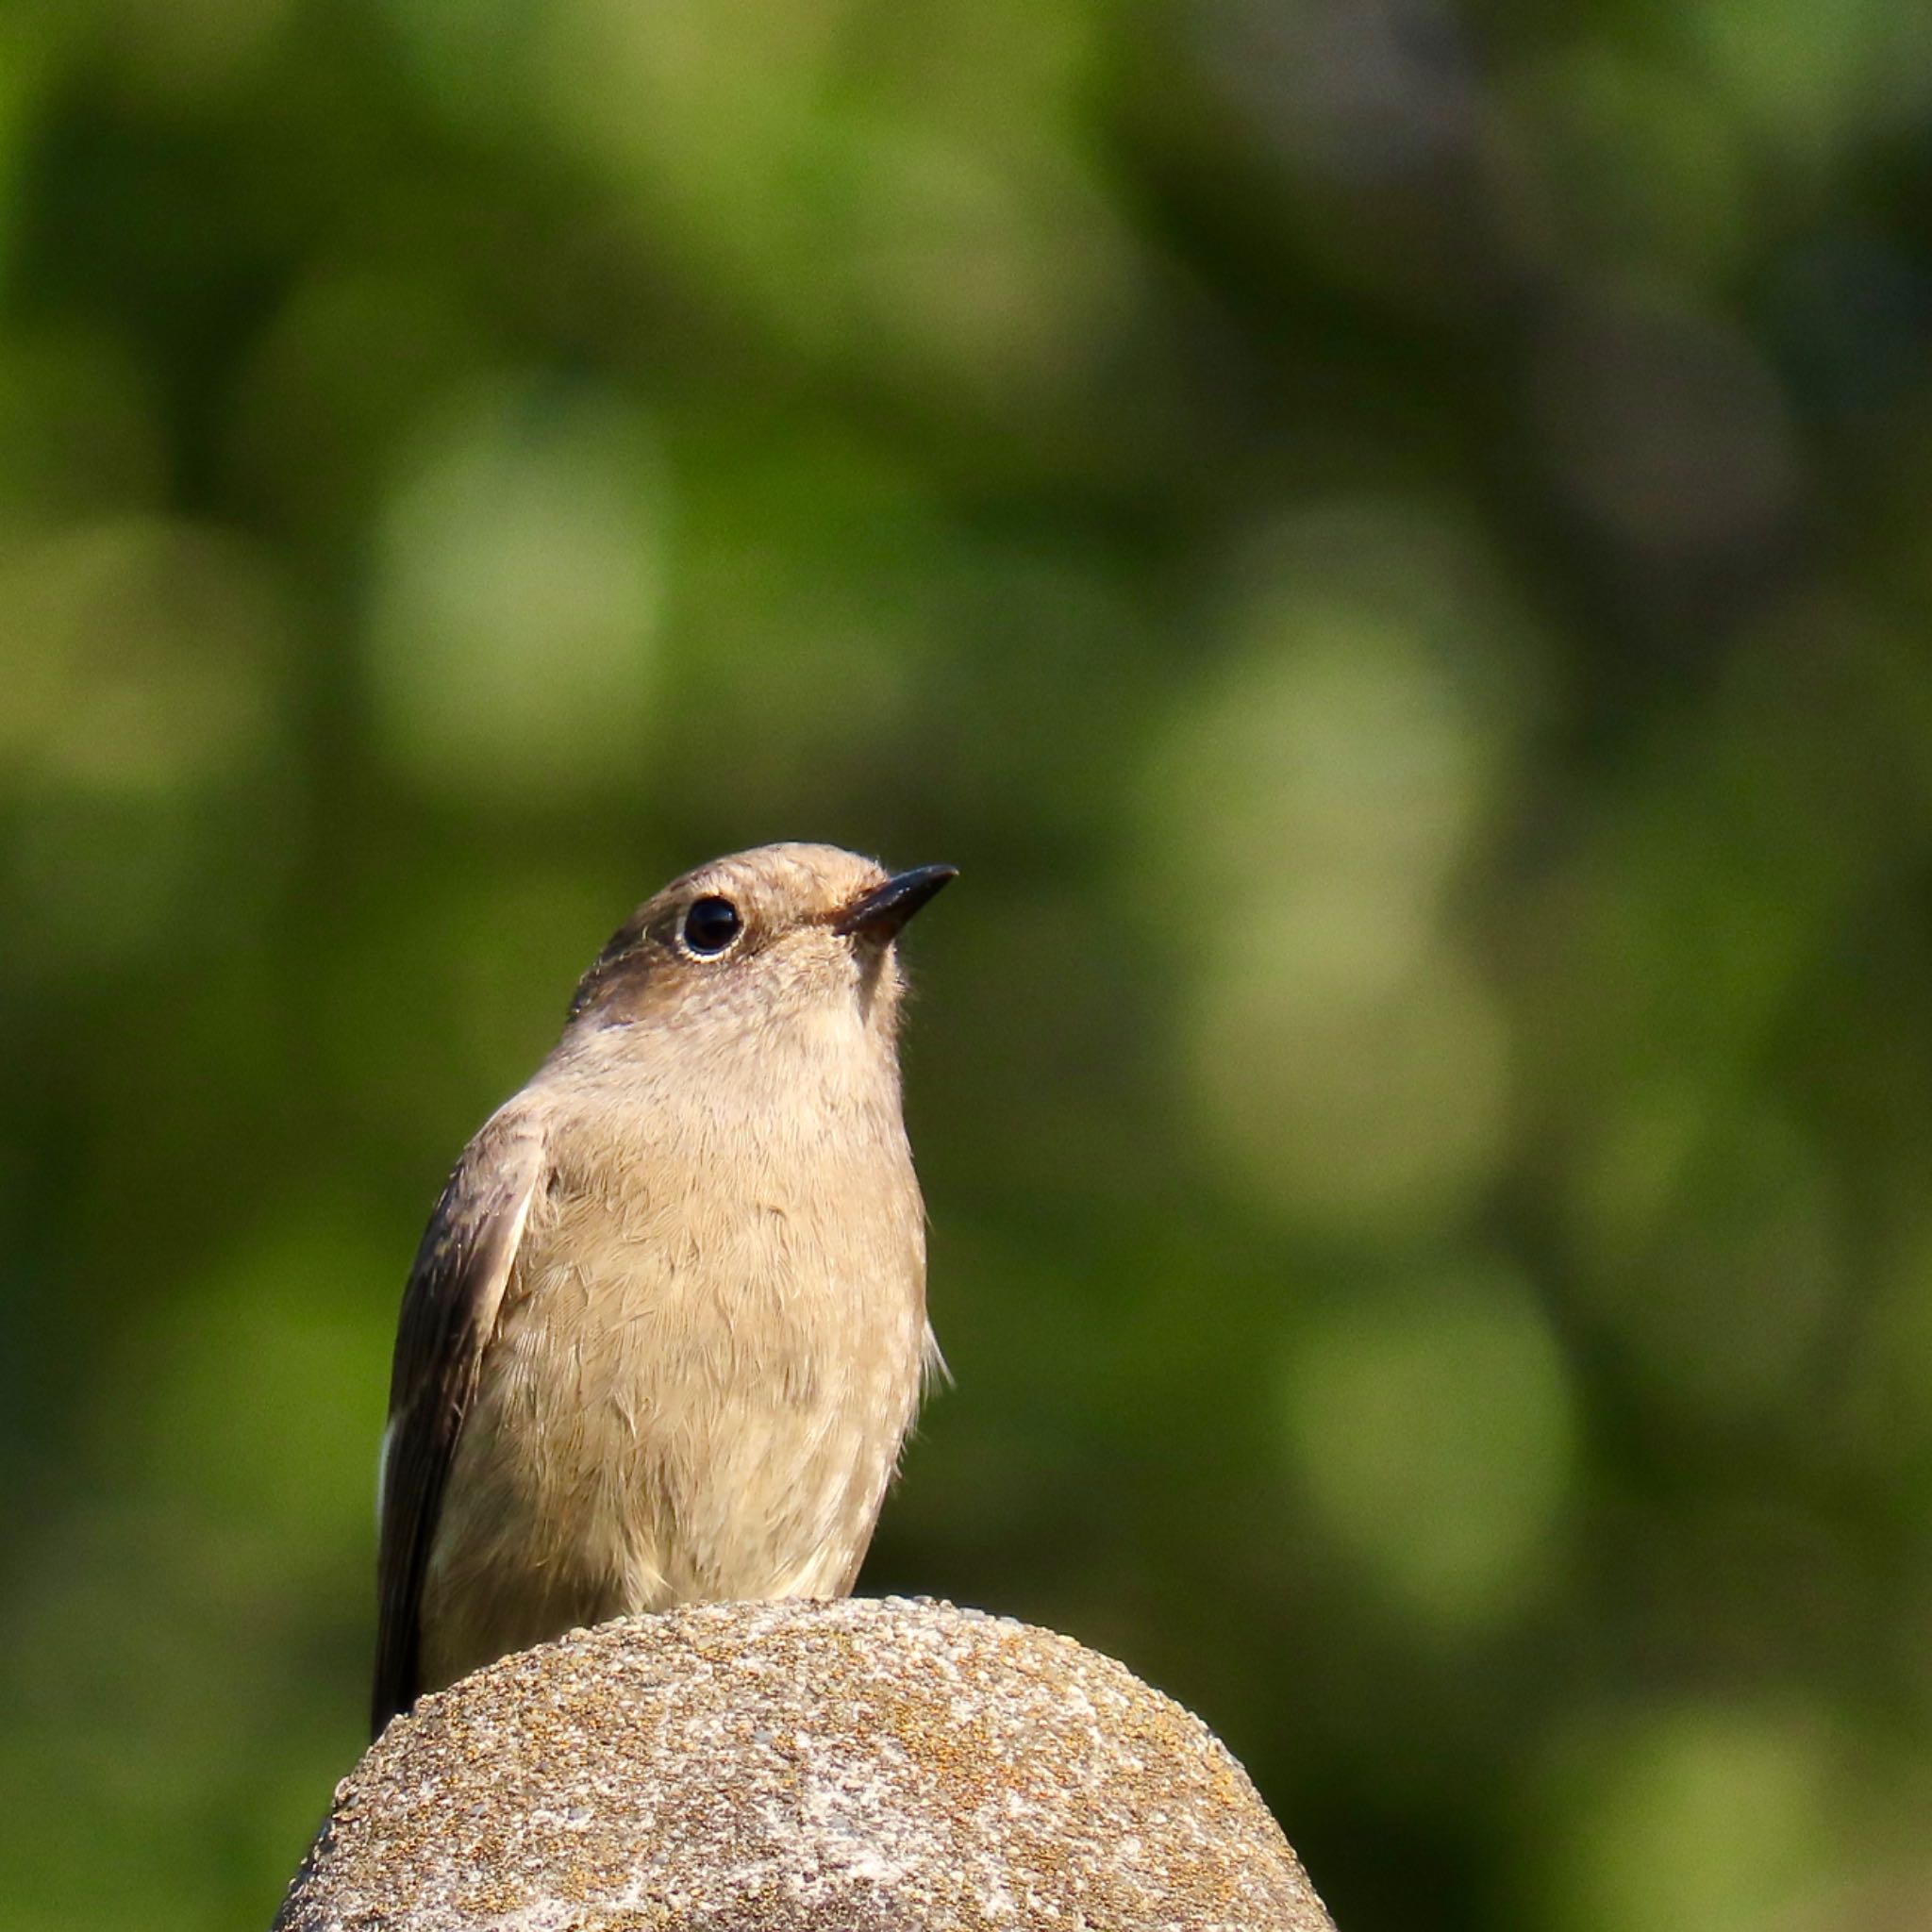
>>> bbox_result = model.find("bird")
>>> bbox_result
[371,842,955,1737]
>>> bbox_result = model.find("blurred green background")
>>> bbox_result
[6,0,1932,1926]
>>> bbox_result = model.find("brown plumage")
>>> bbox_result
[372,843,954,1737]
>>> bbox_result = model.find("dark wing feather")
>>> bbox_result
[372,1106,547,1738]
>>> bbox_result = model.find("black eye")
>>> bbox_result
[680,895,742,957]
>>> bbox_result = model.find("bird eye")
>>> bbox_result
[680,895,742,957]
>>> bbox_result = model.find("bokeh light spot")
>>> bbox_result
[106,1203,396,1557]
[1281,1263,1577,1629]
[0,519,291,973]
[1148,508,1532,1234]
[1532,1702,1848,1932]
[366,376,668,802]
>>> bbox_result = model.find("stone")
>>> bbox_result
[275,1595,1333,1930]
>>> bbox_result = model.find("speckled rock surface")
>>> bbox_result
[275,1596,1332,1931]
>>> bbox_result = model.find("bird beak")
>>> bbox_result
[833,864,958,941]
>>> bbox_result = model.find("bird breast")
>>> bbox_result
[425,1041,929,1679]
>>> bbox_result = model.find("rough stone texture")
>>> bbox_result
[275,1596,1333,1931]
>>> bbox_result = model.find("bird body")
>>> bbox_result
[372,844,951,1736]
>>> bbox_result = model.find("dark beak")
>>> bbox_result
[833,864,958,941]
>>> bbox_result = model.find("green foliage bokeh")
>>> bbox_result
[7,2,1932,1926]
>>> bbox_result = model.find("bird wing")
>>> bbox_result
[372,1104,548,1738]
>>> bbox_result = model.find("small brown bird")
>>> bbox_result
[372,843,954,1736]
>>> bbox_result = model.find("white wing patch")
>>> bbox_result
[375,1416,395,1527]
